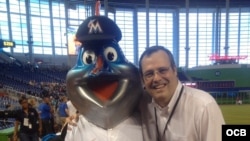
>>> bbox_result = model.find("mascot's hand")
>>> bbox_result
[65,113,80,130]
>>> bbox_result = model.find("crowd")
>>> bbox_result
[12,94,74,141]
[0,89,72,141]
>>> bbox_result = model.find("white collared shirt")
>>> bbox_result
[149,81,225,141]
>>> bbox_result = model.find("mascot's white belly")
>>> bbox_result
[65,113,143,141]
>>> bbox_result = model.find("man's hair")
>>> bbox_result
[18,96,27,104]
[138,45,176,76]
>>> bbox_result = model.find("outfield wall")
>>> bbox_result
[184,64,250,104]
[186,64,250,88]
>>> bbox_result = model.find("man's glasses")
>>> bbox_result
[143,67,171,81]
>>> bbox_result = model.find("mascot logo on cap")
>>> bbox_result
[88,19,103,34]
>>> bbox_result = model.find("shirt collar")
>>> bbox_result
[152,81,183,112]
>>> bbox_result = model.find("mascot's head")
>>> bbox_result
[66,15,143,129]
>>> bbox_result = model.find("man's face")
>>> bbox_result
[20,100,29,109]
[141,50,178,105]
[44,97,50,103]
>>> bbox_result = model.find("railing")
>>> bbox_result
[3,86,42,102]
[210,91,250,105]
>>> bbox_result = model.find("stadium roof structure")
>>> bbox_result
[71,0,250,8]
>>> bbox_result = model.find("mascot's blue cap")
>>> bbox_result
[76,16,122,42]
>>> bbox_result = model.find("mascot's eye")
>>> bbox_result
[104,46,118,62]
[82,50,96,65]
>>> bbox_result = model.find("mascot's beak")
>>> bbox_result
[88,55,118,102]
[91,55,104,75]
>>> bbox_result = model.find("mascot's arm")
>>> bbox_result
[43,112,80,141]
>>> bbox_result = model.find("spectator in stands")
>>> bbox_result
[13,96,41,141]
[139,46,225,141]
[38,94,55,138]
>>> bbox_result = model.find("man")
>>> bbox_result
[38,94,55,138]
[139,46,225,141]
[57,96,69,129]
[13,96,41,141]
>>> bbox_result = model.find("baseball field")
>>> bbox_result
[220,104,250,124]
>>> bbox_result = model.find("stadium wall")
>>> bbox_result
[186,64,250,88]
[13,53,77,68]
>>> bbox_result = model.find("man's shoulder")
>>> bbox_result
[38,102,49,109]
[184,86,217,104]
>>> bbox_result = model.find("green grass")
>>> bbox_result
[220,104,250,124]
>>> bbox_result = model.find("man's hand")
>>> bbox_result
[12,134,18,141]
[38,127,42,136]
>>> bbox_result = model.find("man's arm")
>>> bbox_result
[64,104,69,117]
[35,109,42,137]
[13,120,20,141]
[199,102,225,141]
